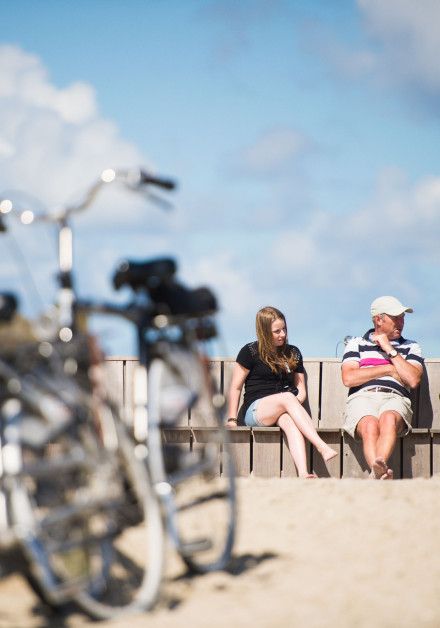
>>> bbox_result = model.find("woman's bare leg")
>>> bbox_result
[256,392,337,462]
[277,413,311,477]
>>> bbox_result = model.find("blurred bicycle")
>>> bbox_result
[0,167,236,619]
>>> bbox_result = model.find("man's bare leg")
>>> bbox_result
[357,415,380,471]
[375,410,402,465]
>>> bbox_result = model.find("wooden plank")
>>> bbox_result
[161,426,192,476]
[302,360,320,426]
[402,429,431,478]
[342,433,370,478]
[162,426,192,446]
[320,360,347,429]
[188,360,222,427]
[208,359,222,393]
[222,359,236,396]
[431,430,440,476]
[225,427,251,477]
[252,427,281,478]
[191,426,221,475]
[189,393,214,427]
[387,439,402,479]
[311,429,341,478]
[416,361,440,428]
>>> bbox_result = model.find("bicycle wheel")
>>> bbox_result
[5,381,164,620]
[70,411,165,620]
[147,348,236,573]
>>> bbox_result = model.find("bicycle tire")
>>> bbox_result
[71,416,165,620]
[3,367,164,620]
[1,337,164,619]
[147,350,236,573]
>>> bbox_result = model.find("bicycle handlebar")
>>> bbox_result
[0,167,177,226]
[138,170,176,190]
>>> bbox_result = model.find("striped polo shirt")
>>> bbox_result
[342,329,424,399]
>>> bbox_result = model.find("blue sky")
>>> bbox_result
[1,0,440,358]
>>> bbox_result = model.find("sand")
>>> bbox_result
[1,477,440,628]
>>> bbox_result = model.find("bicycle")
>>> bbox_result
[0,172,170,619]
[1,167,236,618]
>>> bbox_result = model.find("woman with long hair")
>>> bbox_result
[227,306,337,478]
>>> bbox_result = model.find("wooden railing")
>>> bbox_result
[104,357,440,479]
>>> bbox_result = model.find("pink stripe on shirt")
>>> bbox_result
[359,358,390,367]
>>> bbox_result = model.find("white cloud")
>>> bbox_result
[358,0,440,93]
[0,45,96,124]
[272,230,318,270]
[0,136,14,157]
[0,45,147,209]
[267,168,440,295]
[0,45,171,328]
[236,127,308,177]
[181,251,260,317]
[307,1,440,99]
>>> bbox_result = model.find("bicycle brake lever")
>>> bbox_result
[142,190,174,211]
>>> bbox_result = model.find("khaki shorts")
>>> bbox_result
[343,390,413,441]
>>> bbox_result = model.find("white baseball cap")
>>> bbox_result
[371,295,413,317]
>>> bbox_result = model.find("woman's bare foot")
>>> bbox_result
[318,445,338,462]
[299,472,318,479]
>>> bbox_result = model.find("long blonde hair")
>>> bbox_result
[256,306,299,373]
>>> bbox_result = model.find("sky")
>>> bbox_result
[1,0,440,359]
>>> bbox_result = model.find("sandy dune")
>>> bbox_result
[1,477,440,628]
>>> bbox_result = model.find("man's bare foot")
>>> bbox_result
[300,473,318,479]
[371,457,391,480]
[319,445,338,462]
[380,468,394,480]
[369,470,388,479]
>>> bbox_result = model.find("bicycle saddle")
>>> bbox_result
[112,258,217,316]
[113,258,177,290]
[0,292,18,322]
[149,282,217,317]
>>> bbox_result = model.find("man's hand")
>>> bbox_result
[371,332,393,353]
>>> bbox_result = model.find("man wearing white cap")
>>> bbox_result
[341,296,424,479]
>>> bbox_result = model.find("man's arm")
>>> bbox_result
[341,361,401,388]
[372,332,423,389]
[389,356,422,388]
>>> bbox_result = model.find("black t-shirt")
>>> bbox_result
[236,341,304,420]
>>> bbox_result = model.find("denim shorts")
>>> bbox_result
[244,399,264,427]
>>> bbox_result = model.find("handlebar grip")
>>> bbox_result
[139,170,177,191]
